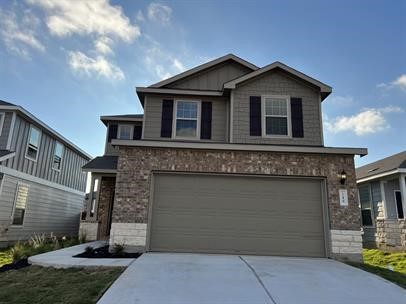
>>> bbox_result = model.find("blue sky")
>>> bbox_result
[0,0,405,166]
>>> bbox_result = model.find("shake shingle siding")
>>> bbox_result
[232,70,323,146]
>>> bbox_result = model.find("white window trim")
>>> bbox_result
[52,141,64,172]
[394,190,404,219]
[359,184,375,227]
[0,112,5,137]
[172,99,201,140]
[261,95,292,138]
[11,182,29,227]
[25,125,41,162]
[118,124,134,140]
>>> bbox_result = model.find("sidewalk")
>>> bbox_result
[28,241,135,268]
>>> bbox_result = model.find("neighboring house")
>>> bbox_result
[356,151,406,249]
[0,100,91,246]
[80,54,367,262]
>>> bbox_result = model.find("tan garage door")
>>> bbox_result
[149,173,326,257]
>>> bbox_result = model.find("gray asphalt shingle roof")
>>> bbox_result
[82,155,118,171]
[356,151,406,180]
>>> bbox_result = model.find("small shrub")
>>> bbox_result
[30,233,46,249]
[84,246,94,254]
[10,242,26,262]
[112,244,125,257]
[53,239,61,250]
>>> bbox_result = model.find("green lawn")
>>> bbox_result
[0,266,124,304]
[348,249,406,289]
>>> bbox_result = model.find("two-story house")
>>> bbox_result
[0,100,91,246]
[80,54,367,262]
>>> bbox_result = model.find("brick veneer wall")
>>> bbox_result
[112,146,362,260]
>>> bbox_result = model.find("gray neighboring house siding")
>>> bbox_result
[0,105,90,246]
[143,95,228,142]
[232,69,323,146]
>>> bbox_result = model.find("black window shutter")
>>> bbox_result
[107,124,118,142]
[160,99,173,138]
[249,96,262,136]
[133,125,142,140]
[291,97,304,138]
[200,102,212,139]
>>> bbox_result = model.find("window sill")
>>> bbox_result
[25,156,38,162]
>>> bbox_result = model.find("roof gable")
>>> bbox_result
[149,54,258,89]
[356,151,406,180]
[223,62,332,100]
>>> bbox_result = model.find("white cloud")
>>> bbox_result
[0,8,45,59]
[377,74,406,92]
[328,95,355,106]
[94,36,114,55]
[68,51,124,80]
[325,106,403,135]
[147,3,172,25]
[28,0,140,42]
[136,10,145,22]
[173,58,185,72]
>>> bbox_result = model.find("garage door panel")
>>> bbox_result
[150,174,326,257]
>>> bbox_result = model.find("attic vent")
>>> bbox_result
[367,167,379,173]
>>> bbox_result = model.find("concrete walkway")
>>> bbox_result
[98,253,406,304]
[28,241,135,268]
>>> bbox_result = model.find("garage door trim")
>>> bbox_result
[146,171,330,257]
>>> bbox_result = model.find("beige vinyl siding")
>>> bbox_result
[0,112,13,149]
[0,174,83,243]
[232,69,323,146]
[166,60,252,91]
[1,114,88,191]
[143,95,228,142]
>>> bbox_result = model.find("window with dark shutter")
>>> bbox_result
[200,101,212,139]
[133,125,142,140]
[107,124,118,142]
[161,99,173,138]
[250,96,262,136]
[290,97,304,138]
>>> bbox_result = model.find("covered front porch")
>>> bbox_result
[80,156,118,241]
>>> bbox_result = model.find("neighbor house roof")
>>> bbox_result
[0,100,91,160]
[0,150,15,162]
[223,61,332,100]
[149,54,259,88]
[100,114,143,126]
[82,155,118,173]
[356,151,406,181]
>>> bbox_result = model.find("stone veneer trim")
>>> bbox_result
[109,223,147,247]
[79,222,98,241]
[330,229,363,254]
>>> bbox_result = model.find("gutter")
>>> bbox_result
[112,139,368,156]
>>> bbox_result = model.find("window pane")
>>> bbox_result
[27,146,38,159]
[55,142,64,158]
[119,125,132,139]
[176,120,197,137]
[359,185,371,209]
[12,184,29,225]
[361,209,373,226]
[29,127,40,147]
[53,142,64,170]
[266,117,288,135]
[395,191,404,219]
[265,98,287,116]
[177,101,197,119]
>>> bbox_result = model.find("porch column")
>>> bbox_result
[380,181,388,219]
[399,174,406,217]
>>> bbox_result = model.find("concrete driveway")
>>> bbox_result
[98,253,405,304]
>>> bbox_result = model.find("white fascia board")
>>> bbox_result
[136,87,224,97]
[0,152,15,162]
[82,168,117,174]
[356,169,405,184]
[112,139,367,156]
[0,105,92,160]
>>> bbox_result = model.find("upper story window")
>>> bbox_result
[118,124,133,140]
[174,100,200,138]
[26,125,41,161]
[0,112,5,136]
[262,96,291,137]
[52,141,64,171]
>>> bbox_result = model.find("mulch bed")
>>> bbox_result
[74,246,142,259]
[0,258,30,273]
